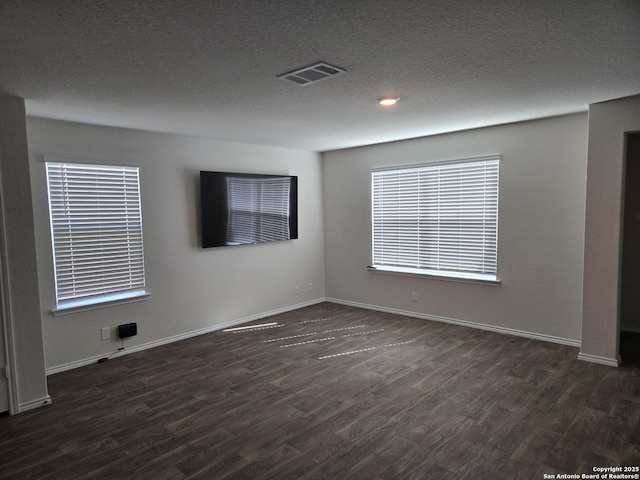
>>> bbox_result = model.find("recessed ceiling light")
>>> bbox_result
[378,96,399,106]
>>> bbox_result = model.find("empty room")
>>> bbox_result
[1,1,640,479]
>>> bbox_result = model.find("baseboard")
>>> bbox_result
[577,352,621,367]
[19,395,52,413]
[47,296,587,375]
[46,298,326,375]
[325,297,581,347]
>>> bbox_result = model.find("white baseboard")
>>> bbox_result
[19,395,52,413]
[46,298,325,375]
[325,297,581,347]
[47,296,597,375]
[577,352,621,367]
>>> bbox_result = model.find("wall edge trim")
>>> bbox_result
[46,298,326,375]
[19,395,52,413]
[577,352,621,367]
[325,297,581,347]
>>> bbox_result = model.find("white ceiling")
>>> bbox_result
[1,0,639,152]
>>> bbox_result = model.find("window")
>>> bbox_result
[370,156,499,283]
[46,161,147,312]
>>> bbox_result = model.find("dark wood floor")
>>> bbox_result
[2,302,639,479]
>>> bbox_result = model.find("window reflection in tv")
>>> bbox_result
[200,171,298,248]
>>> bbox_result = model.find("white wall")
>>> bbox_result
[581,94,640,365]
[0,97,49,412]
[27,118,325,371]
[323,114,588,343]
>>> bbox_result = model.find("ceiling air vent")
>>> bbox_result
[278,62,345,86]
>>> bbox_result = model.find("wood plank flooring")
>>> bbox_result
[2,302,639,479]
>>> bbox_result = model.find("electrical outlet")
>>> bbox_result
[295,285,301,294]
[101,327,110,341]
[307,282,313,292]
[411,291,418,302]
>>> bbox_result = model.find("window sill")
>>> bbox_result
[367,266,501,286]
[51,290,151,317]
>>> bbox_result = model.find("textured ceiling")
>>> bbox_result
[1,0,639,151]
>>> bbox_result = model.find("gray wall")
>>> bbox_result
[0,97,49,412]
[323,114,588,343]
[581,94,640,365]
[27,118,326,371]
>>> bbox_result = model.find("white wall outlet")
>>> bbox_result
[101,327,110,341]
[295,285,301,294]
[307,282,313,292]
[411,291,418,302]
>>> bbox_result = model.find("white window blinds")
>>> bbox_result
[371,156,499,281]
[46,162,146,308]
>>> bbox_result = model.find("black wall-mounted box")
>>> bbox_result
[118,323,137,339]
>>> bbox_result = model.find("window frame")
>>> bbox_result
[369,155,501,285]
[45,159,150,315]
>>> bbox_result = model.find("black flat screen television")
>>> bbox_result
[200,171,298,248]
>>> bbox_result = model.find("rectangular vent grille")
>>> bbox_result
[278,62,345,86]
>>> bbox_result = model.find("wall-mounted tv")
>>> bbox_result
[200,171,298,248]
